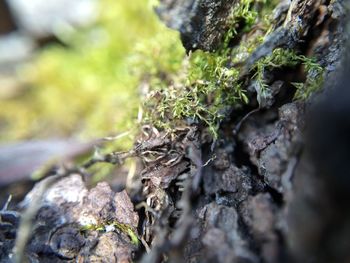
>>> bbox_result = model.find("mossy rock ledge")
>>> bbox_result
[1,1,350,263]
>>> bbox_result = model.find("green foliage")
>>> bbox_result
[252,48,324,103]
[229,0,281,64]
[142,0,280,137]
[142,47,249,137]
[0,0,323,148]
[81,220,139,245]
[293,57,324,100]
[0,0,182,149]
[230,0,258,29]
[253,48,300,91]
[224,0,280,45]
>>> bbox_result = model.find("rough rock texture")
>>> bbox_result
[239,102,304,193]
[286,48,350,263]
[157,0,237,51]
[0,174,139,262]
[152,0,350,263]
[1,0,349,263]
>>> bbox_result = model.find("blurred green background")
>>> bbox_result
[0,0,184,150]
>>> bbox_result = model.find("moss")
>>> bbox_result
[142,48,247,137]
[81,220,139,245]
[252,48,324,103]
[0,0,183,150]
[141,0,323,136]
[293,57,324,100]
[0,0,285,143]
[0,0,323,149]
[142,0,280,137]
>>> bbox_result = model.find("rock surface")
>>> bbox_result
[1,0,350,262]
[0,174,139,262]
[157,0,237,51]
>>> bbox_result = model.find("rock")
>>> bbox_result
[114,190,139,227]
[204,164,253,203]
[196,202,258,263]
[241,103,304,192]
[244,0,326,70]
[7,174,139,262]
[157,0,237,51]
[49,226,85,259]
[212,148,231,170]
[286,55,350,262]
[241,193,280,263]
[87,232,135,263]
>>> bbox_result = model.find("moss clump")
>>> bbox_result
[0,0,323,147]
[229,0,281,65]
[142,0,323,137]
[252,48,324,103]
[142,49,246,137]
[293,58,324,100]
[142,0,280,137]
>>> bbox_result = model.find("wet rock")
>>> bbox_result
[157,0,237,51]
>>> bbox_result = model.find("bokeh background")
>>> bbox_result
[0,0,187,196]
[0,0,184,147]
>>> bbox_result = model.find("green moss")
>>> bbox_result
[142,27,323,138]
[81,220,139,245]
[0,0,183,149]
[142,0,280,137]
[224,0,258,43]
[0,0,322,150]
[293,57,324,100]
[252,48,324,103]
[142,48,247,137]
